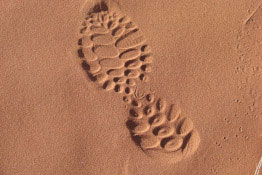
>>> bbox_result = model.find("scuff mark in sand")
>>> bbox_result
[244,1,262,25]
[122,154,131,175]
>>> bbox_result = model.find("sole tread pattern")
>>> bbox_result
[78,7,151,93]
[78,1,200,163]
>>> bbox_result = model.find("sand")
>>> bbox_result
[0,0,261,174]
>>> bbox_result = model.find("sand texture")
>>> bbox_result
[0,0,262,174]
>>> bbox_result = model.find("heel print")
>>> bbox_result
[126,92,200,162]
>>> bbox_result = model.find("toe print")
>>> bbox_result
[79,5,153,95]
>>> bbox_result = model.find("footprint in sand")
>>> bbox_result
[77,1,200,163]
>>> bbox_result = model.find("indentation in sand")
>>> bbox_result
[77,1,200,163]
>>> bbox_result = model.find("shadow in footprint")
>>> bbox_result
[81,60,96,82]
[88,1,108,14]
[181,132,192,151]
[125,120,142,147]
[78,48,84,58]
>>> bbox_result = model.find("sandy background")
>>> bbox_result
[0,0,262,174]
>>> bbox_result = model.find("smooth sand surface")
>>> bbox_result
[0,0,262,174]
